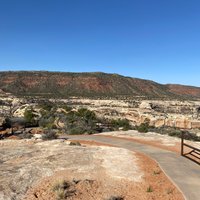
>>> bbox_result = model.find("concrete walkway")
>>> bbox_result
[60,134,200,200]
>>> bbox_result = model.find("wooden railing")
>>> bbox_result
[181,131,200,165]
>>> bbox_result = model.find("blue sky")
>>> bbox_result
[0,0,200,86]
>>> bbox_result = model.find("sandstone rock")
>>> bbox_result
[154,119,165,127]
[0,140,142,200]
[191,121,200,129]
[165,119,176,127]
[13,105,29,117]
[55,118,65,128]
[139,101,152,110]
[175,118,191,129]
[139,115,151,125]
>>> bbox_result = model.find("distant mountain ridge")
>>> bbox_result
[0,71,200,99]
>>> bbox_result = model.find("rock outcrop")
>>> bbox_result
[1,95,200,130]
[52,98,200,129]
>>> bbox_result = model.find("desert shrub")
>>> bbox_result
[87,129,98,134]
[110,119,131,131]
[38,114,56,129]
[39,102,54,112]
[24,108,37,125]
[53,180,70,192]
[137,122,149,133]
[3,117,12,128]
[54,188,67,200]
[53,180,74,200]
[62,108,99,134]
[146,186,153,193]
[76,108,96,121]
[182,131,200,141]
[42,130,58,140]
[39,119,53,128]
[68,127,86,135]
[168,129,182,137]
[61,105,72,112]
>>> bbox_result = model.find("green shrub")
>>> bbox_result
[146,186,153,193]
[182,131,200,141]
[68,127,86,135]
[168,130,181,137]
[24,108,37,123]
[3,117,12,128]
[38,115,55,129]
[61,105,72,112]
[111,119,131,131]
[62,108,99,135]
[137,122,149,133]
[76,108,96,121]
[40,103,53,112]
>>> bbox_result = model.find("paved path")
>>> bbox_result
[60,134,200,200]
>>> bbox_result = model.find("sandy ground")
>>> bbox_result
[0,139,184,200]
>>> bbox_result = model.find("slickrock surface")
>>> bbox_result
[0,139,141,200]
[0,139,183,200]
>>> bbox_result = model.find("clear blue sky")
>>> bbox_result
[0,0,200,86]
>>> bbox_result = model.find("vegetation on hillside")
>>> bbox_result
[0,71,199,99]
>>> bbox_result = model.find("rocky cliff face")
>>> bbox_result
[1,94,200,130]
[1,93,200,130]
[63,98,200,129]
[1,71,200,99]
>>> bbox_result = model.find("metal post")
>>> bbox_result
[181,131,184,156]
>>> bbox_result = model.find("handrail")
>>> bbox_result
[181,131,200,165]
